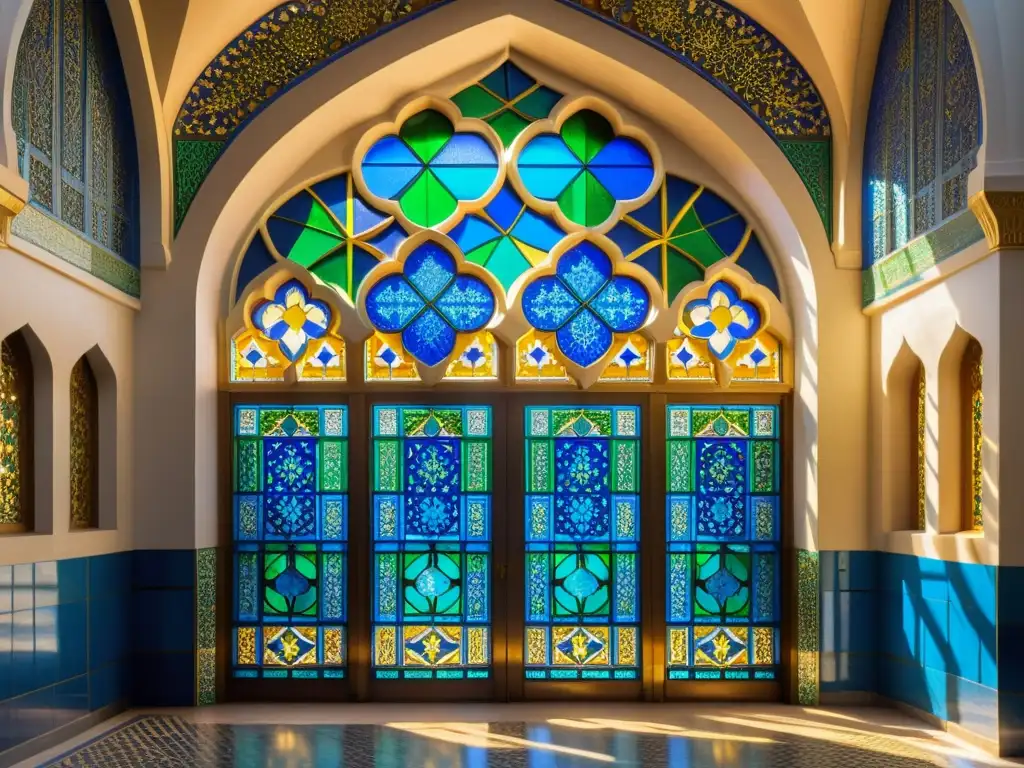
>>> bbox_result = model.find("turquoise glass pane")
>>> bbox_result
[231,406,349,679]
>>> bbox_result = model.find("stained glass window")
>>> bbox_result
[666,406,780,681]
[524,406,640,680]
[231,405,348,679]
[0,334,32,531]
[963,339,983,531]
[70,356,98,529]
[521,240,651,369]
[371,406,492,680]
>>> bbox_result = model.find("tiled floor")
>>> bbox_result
[14,703,1018,767]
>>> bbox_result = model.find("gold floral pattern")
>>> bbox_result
[70,357,98,529]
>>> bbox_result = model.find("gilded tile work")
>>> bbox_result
[863,0,981,282]
[916,364,926,530]
[963,339,983,531]
[0,339,27,527]
[70,357,98,529]
[196,548,217,705]
[797,549,819,705]
[172,0,832,236]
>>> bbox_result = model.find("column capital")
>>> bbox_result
[0,182,27,248]
[969,191,1024,250]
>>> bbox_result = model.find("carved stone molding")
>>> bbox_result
[0,184,27,248]
[969,191,1024,250]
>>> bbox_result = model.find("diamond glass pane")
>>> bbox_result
[665,405,780,682]
[524,406,640,681]
[232,406,349,679]
[372,406,492,680]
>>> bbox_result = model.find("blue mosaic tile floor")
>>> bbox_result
[30,712,1002,767]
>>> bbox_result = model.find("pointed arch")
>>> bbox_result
[69,354,98,529]
[0,329,33,531]
[884,341,926,533]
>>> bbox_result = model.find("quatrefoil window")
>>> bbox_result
[364,240,497,367]
[521,240,651,367]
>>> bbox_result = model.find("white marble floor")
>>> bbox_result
[15,703,1020,767]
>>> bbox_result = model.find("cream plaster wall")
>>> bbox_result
[0,244,136,566]
[871,251,999,566]
[134,0,867,557]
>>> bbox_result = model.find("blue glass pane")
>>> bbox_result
[404,243,456,300]
[449,216,501,254]
[735,234,781,300]
[364,135,421,166]
[692,187,738,225]
[351,245,381,291]
[522,277,580,331]
[517,85,563,119]
[485,184,525,231]
[363,221,407,258]
[435,275,495,332]
[630,248,663,286]
[273,189,316,223]
[591,276,650,332]
[310,175,350,225]
[365,275,425,332]
[351,191,391,236]
[518,165,581,200]
[706,216,747,256]
[556,242,611,301]
[362,164,422,200]
[505,61,535,100]
[235,235,277,302]
[589,165,656,201]
[265,218,307,257]
[431,133,498,166]
[431,165,498,200]
[403,308,457,366]
[519,135,581,168]
[510,209,564,250]
[590,137,653,167]
[555,309,613,367]
[606,220,655,259]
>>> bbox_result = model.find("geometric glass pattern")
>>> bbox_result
[372,406,492,680]
[517,110,656,229]
[232,405,348,679]
[524,406,640,680]
[360,110,499,229]
[666,405,780,681]
[258,173,407,302]
[607,177,781,305]
[521,241,651,368]
[364,240,497,367]
[452,60,564,149]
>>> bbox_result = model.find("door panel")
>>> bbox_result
[368,403,499,696]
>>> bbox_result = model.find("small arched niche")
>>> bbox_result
[937,327,984,534]
[884,341,926,533]
[70,346,118,531]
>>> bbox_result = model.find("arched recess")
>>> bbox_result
[883,341,926,534]
[0,0,33,173]
[170,0,834,242]
[936,326,984,535]
[69,344,117,530]
[0,324,53,535]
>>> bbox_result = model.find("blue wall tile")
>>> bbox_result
[0,564,11,613]
[133,589,195,653]
[133,652,196,706]
[133,550,196,590]
[57,558,88,604]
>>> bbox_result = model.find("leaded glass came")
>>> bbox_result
[232,406,349,679]
[665,405,780,681]
[524,406,640,680]
[372,406,493,680]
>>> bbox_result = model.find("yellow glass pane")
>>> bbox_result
[467,626,489,666]
[753,627,774,666]
[516,330,571,382]
[552,626,609,666]
[365,332,419,381]
[403,625,463,667]
[599,334,652,382]
[231,329,286,382]
[526,627,547,666]
[375,625,397,666]
[666,334,715,381]
[262,626,317,666]
[444,332,499,380]
[324,627,345,665]
[297,335,346,381]
[668,628,688,665]
[694,626,748,667]
[236,627,257,665]
[617,626,638,666]
[732,333,781,382]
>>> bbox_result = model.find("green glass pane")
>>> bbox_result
[487,111,531,148]
[235,439,259,492]
[452,85,504,118]
[667,441,693,493]
[665,249,704,301]
[399,110,453,163]
[528,440,553,493]
[375,440,400,492]
[309,251,348,289]
[462,440,491,492]
[400,170,457,227]
[401,408,430,435]
[582,409,613,436]
[752,441,775,493]
[280,227,344,267]
[670,207,703,238]
[486,238,531,291]
[320,439,347,492]
[671,228,727,267]
[516,88,560,119]
[611,440,638,493]
[303,197,345,235]
[558,171,614,227]
[260,408,318,437]
[553,549,610,617]
[691,408,749,437]
[561,109,614,163]
[466,238,500,266]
